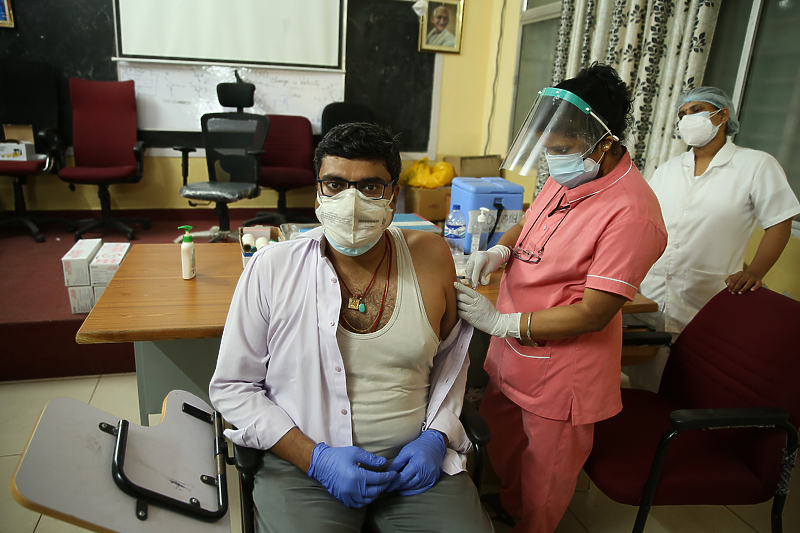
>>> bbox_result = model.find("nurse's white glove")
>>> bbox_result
[454,282,521,338]
[465,245,511,288]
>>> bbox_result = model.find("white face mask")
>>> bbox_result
[678,109,722,147]
[315,188,394,256]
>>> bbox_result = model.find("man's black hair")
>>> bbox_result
[556,62,633,142]
[313,122,403,183]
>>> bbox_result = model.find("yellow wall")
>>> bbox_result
[745,229,800,301]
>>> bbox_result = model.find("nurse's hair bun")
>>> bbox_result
[556,62,633,142]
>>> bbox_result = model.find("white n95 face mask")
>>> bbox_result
[315,188,394,256]
[678,110,721,147]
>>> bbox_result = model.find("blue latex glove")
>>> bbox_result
[386,430,447,496]
[307,443,397,508]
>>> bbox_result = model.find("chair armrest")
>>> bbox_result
[36,127,66,172]
[133,140,147,177]
[670,407,790,432]
[460,400,491,448]
[622,330,673,347]
[233,442,263,475]
[174,146,197,186]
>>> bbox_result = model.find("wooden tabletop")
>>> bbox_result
[77,243,658,344]
[76,244,243,344]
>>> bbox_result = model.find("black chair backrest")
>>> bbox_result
[321,102,375,137]
[201,113,269,184]
[0,59,60,153]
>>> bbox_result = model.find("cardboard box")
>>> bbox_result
[239,226,283,267]
[403,186,451,221]
[68,285,95,314]
[3,124,35,143]
[62,239,103,286]
[443,155,503,178]
[0,141,37,161]
[90,242,131,286]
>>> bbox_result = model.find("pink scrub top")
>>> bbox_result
[486,152,667,425]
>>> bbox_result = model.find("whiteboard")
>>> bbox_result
[118,61,345,134]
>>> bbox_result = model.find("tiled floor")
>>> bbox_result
[1,374,797,533]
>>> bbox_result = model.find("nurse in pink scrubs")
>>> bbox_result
[454,64,667,533]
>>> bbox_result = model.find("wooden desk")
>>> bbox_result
[78,244,242,424]
[79,244,658,423]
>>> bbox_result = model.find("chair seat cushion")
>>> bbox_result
[258,167,316,191]
[0,159,46,176]
[59,165,138,183]
[583,388,779,506]
[181,181,258,202]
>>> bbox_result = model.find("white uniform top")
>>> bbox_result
[640,138,800,333]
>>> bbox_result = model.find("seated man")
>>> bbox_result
[209,122,493,533]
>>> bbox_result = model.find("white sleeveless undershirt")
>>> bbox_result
[336,226,440,459]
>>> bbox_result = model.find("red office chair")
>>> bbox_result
[59,79,150,241]
[583,288,799,533]
[244,114,317,227]
[0,59,72,242]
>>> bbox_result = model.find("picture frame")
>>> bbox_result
[419,0,463,54]
[0,0,14,28]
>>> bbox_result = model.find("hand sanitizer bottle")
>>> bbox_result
[178,225,196,280]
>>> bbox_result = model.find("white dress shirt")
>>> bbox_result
[640,139,800,332]
[209,227,474,474]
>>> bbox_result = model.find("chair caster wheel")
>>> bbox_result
[127,231,136,240]
[34,234,45,243]
[143,221,151,230]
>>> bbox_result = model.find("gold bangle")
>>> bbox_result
[526,312,533,340]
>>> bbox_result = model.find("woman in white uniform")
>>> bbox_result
[626,86,800,391]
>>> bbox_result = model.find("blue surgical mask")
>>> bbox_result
[545,151,604,189]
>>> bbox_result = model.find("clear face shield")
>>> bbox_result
[502,88,614,176]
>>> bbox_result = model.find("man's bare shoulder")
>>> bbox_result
[400,229,454,269]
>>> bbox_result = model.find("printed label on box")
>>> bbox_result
[68,286,95,314]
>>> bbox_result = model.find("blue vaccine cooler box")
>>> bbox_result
[450,177,525,254]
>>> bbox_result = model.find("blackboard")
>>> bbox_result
[0,0,117,143]
[346,0,435,153]
[0,0,436,152]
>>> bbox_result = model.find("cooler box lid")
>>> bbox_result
[451,177,524,195]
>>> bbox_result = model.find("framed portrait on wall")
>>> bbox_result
[0,0,14,28]
[419,0,463,54]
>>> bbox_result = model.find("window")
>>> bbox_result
[704,0,800,232]
[510,2,561,143]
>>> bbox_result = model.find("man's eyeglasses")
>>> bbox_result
[316,178,395,199]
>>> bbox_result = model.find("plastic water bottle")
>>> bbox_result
[444,204,467,256]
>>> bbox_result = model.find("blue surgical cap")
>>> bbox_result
[678,86,739,135]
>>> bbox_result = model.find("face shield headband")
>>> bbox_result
[502,87,616,177]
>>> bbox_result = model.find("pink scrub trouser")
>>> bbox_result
[480,381,594,533]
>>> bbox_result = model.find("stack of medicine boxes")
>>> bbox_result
[61,240,131,313]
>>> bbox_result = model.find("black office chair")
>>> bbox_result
[321,102,376,138]
[0,59,72,242]
[176,75,268,242]
[232,401,490,533]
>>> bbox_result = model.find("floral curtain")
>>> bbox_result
[541,0,720,190]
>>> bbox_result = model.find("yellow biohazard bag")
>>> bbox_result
[401,158,455,188]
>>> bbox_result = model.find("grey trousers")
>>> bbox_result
[253,452,495,533]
